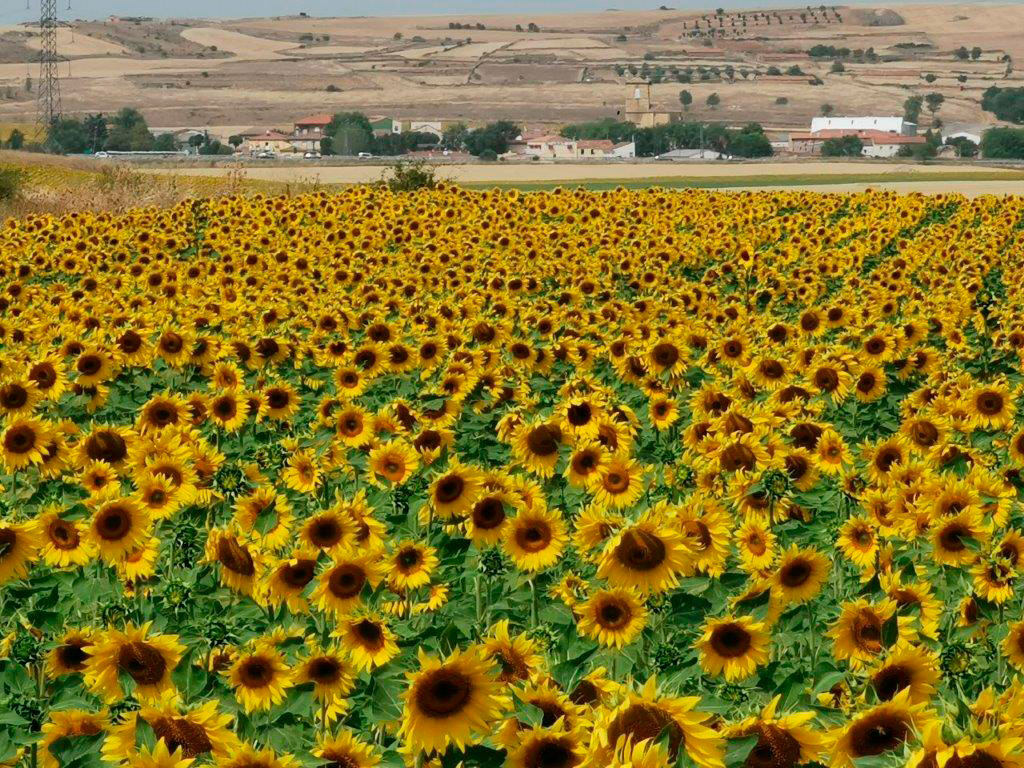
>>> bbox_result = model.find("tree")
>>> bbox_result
[727,126,772,157]
[954,46,969,60]
[679,90,693,111]
[48,118,89,154]
[971,46,982,60]
[903,95,923,123]
[319,136,334,155]
[958,74,968,84]
[152,133,179,151]
[980,127,1024,158]
[830,60,845,73]
[188,133,206,149]
[441,122,469,151]
[981,86,1024,123]
[706,92,720,109]
[924,73,937,83]
[228,135,244,149]
[946,136,978,157]
[527,22,539,32]
[6,128,23,150]
[925,92,945,115]
[327,112,374,155]
[820,103,834,116]
[465,121,520,156]
[83,114,108,152]
[821,136,863,156]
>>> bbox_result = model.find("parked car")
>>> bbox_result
[255,151,275,159]
[357,152,372,159]
[94,151,109,158]
[303,152,321,159]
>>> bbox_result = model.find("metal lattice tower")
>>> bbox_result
[36,0,62,130]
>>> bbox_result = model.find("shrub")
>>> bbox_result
[478,148,498,162]
[379,160,438,192]
[981,127,1024,158]
[0,167,24,201]
[821,136,864,157]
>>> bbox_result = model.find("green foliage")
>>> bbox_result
[379,160,439,191]
[945,136,978,158]
[0,167,23,201]
[464,121,521,157]
[821,135,864,157]
[981,127,1024,158]
[981,86,1024,124]
[903,95,923,123]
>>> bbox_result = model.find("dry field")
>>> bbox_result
[0,4,1021,133]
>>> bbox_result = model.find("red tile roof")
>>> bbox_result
[578,139,614,150]
[294,114,333,126]
[791,129,926,145]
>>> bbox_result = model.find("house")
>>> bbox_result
[401,120,450,139]
[621,78,680,128]
[577,139,614,158]
[243,131,295,155]
[611,141,636,159]
[370,117,401,137]
[524,135,578,159]
[789,129,926,157]
[293,114,333,138]
[810,116,916,136]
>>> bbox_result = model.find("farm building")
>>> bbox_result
[810,116,917,136]
[789,129,926,157]
[621,79,680,128]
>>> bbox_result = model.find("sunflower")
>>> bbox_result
[649,395,680,430]
[103,697,239,762]
[117,535,160,584]
[0,378,42,417]
[503,506,568,573]
[39,709,109,768]
[296,644,355,723]
[26,356,67,401]
[399,646,509,754]
[0,518,42,584]
[233,487,293,551]
[227,644,294,713]
[429,459,484,520]
[572,505,624,562]
[771,546,830,606]
[735,515,776,572]
[299,508,355,555]
[1003,621,1024,672]
[1,416,52,471]
[592,677,724,768]
[931,509,990,567]
[592,456,645,509]
[481,619,545,684]
[967,380,1016,430]
[942,736,1024,768]
[512,420,564,477]
[204,528,263,596]
[677,497,732,578]
[837,515,878,571]
[46,629,95,678]
[505,722,585,768]
[598,513,691,594]
[368,439,419,487]
[86,493,151,564]
[135,472,183,521]
[138,392,189,434]
[827,598,897,668]
[465,490,520,548]
[208,391,249,431]
[388,541,439,591]
[565,442,608,488]
[264,552,318,614]
[868,640,940,703]
[337,613,399,671]
[830,690,930,768]
[313,730,381,768]
[83,622,184,703]
[313,553,386,617]
[261,382,300,421]
[723,695,826,768]
[815,428,851,474]
[282,450,321,494]
[577,587,648,649]
[696,615,770,681]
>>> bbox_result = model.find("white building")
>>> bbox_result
[944,130,982,146]
[524,135,578,159]
[657,148,725,160]
[611,141,636,158]
[810,116,916,136]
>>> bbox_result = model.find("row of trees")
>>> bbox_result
[320,113,521,158]
[560,119,772,158]
[44,108,232,155]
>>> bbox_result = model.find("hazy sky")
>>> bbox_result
[0,0,974,25]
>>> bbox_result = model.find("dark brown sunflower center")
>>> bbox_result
[852,610,884,652]
[77,355,103,376]
[117,641,167,685]
[948,751,1006,768]
[939,523,971,553]
[239,657,274,688]
[912,421,939,447]
[473,497,505,529]
[213,397,237,419]
[814,367,840,392]
[721,443,756,472]
[524,738,579,768]
[977,392,1004,416]
[310,518,343,547]
[0,384,28,409]
[710,623,752,658]
[651,342,679,368]
[847,712,909,758]
[779,558,812,588]
[515,520,553,553]
[118,330,143,354]
[569,679,599,706]
[760,360,784,379]
[872,664,912,701]
[159,332,184,354]
[597,598,630,630]
[57,642,89,670]
[415,668,473,718]
[328,564,367,599]
[436,475,465,504]
[4,425,36,453]
[614,529,667,572]
[267,389,290,410]
[281,559,316,589]
[48,519,80,550]
[97,506,131,541]
[744,723,802,768]
[216,536,255,576]
[85,430,127,463]
[150,716,213,758]
[567,403,592,426]
[526,425,561,457]
[308,657,342,685]
[28,362,57,389]
[607,704,684,760]
[353,620,385,650]
[398,548,422,569]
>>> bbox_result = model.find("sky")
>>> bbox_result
[0,0,994,25]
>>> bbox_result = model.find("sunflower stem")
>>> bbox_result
[529,579,538,628]
[805,602,820,672]
[475,574,484,632]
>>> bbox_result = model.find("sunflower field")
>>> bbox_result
[2,185,1024,768]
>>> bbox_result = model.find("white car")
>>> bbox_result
[94,151,109,158]
[255,151,275,159]
[357,152,372,159]
[303,152,321,159]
